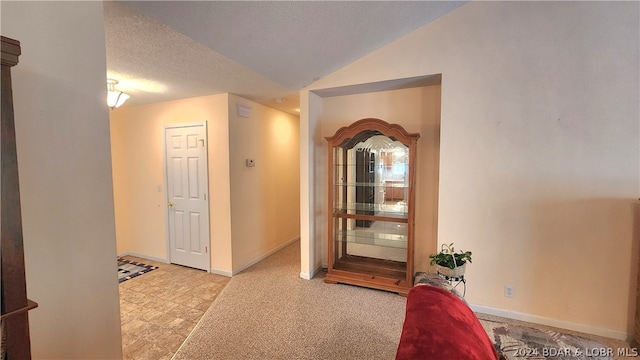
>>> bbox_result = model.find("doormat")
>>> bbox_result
[480,318,614,360]
[117,258,158,283]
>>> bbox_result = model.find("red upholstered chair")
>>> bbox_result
[395,285,499,360]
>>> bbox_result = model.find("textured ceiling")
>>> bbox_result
[104,1,466,115]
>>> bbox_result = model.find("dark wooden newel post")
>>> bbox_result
[1,35,38,360]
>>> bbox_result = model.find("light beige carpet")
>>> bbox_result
[173,241,407,359]
[174,240,630,359]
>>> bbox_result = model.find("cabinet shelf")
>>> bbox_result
[334,229,407,249]
[333,182,409,203]
[1,299,38,320]
[334,182,408,188]
[333,203,408,219]
[333,164,409,172]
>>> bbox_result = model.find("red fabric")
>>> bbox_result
[395,285,499,360]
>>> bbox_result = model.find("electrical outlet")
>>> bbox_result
[504,285,514,298]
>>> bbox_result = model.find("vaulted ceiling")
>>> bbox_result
[104,1,466,115]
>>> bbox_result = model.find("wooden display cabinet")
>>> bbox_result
[324,118,419,296]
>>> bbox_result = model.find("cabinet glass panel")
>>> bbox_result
[332,137,409,220]
[332,220,407,259]
[330,133,410,276]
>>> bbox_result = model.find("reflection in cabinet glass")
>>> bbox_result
[325,118,419,295]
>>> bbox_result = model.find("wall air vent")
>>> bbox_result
[236,104,252,118]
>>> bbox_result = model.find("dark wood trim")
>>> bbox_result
[1,36,21,67]
[1,35,37,360]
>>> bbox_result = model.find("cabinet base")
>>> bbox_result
[324,272,411,296]
[333,255,407,279]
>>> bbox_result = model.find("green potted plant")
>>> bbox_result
[429,243,472,278]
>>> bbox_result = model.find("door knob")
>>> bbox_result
[168,201,174,207]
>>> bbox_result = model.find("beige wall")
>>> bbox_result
[2,2,123,358]
[228,95,301,271]
[110,94,300,274]
[299,92,324,279]
[301,1,639,339]
[110,94,234,272]
[317,86,441,271]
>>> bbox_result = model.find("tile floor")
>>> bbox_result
[118,256,230,360]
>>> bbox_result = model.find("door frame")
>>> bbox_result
[163,121,211,272]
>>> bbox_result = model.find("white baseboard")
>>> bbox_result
[230,236,300,276]
[210,267,233,277]
[118,251,169,264]
[470,303,631,342]
[300,264,323,280]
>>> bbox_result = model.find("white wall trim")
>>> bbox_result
[117,252,169,264]
[470,304,631,342]
[231,236,300,276]
[300,263,323,280]
[210,267,233,277]
[299,272,312,280]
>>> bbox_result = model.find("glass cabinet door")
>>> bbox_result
[325,119,419,295]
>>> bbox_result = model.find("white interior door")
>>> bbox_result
[165,123,210,271]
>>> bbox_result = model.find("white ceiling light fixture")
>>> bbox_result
[107,79,130,109]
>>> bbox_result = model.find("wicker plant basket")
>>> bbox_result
[436,262,466,278]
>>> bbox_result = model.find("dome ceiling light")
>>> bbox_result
[107,79,130,109]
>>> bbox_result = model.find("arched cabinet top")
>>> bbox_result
[325,118,420,148]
